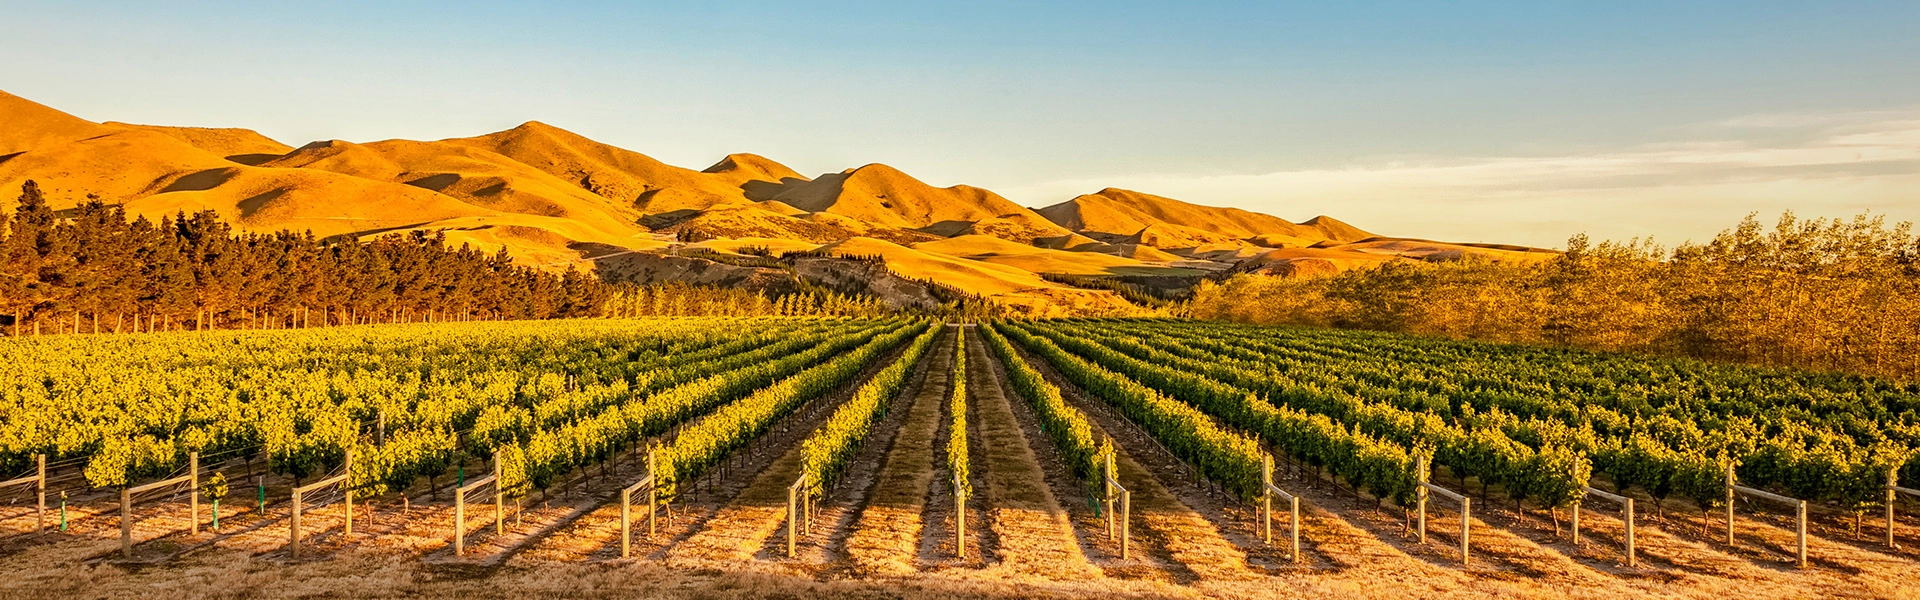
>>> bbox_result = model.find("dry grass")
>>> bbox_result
[841,328,952,576]
[962,327,1102,581]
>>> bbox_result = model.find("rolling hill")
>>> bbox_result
[0,88,1554,315]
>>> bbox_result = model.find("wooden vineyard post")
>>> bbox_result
[1888,468,1920,549]
[952,473,967,557]
[36,454,45,533]
[291,486,303,559]
[1100,444,1130,560]
[120,487,132,559]
[1461,497,1472,564]
[454,489,464,556]
[1416,453,1472,565]
[1626,498,1636,566]
[1889,473,1920,550]
[620,450,658,559]
[1578,485,1637,567]
[1726,463,1736,547]
[786,473,809,558]
[1797,500,1808,567]
[1104,448,1114,540]
[344,451,354,537]
[452,453,499,557]
[649,452,659,539]
[189,452,199,535]
[1416,454,1429,544]
[493,456,502,536]
[289,451,352,560]
[1261,454,1302,563]
[1571,500,1580,544]
[118,453,202,559]
[1,455,45,533]
[619,487,631,558]
[1726,466,1812,568]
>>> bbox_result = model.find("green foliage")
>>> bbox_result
[1191,211,1920,381]
[800,323,941,496]
[201,471,229,501]
[657,321,926,498]
[947,330,971,497]
[998,321,1266,500]
[1046,318,1918,512]
[981,322,1100,487]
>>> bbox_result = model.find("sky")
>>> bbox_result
[3,1,1917,248]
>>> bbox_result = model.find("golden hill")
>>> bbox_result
[914,234,1195,277]
[703,153,806,188]
[769,164,1075,243]
[105,122,293,165]
[0,93,648,266]
[0,88,1559,314]
[266,138,644,242]
[0,90,117,155]
[1038,187,1373,246]
[816,237,1132,315]
[440,121,762,215]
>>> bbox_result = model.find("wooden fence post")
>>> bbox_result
[36,454,46,533]
[1625,497,1636,567]
[1289,495,1301,563]
[189,452,199,535]
[344,451,354,538]
[1416,454,1429,544]
[1263,454,1273,544]
[290,487,303,560]
[956,471,967,561]
[454,487,465,556]
[1795,500,1808,568]
[120,488,132,559]
[1571,499,1581,544]
[1104,448,1115,540]
[1460,497,1471,565]
[1890,468,1899,549]
[1726,463,1739,548]
[493,455,503,536]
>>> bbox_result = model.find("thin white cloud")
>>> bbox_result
[1004,110,1920,248]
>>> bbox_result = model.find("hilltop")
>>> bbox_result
[0,89,1553,315]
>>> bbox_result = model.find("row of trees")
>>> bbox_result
[0,181,946,335]
[1192,212,1920,380]
[1,181,605,335]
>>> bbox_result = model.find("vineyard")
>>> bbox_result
[0,317,1916,599]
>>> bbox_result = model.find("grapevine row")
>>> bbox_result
[947,328,971,497]
[979,321,1099,487]
[658,321,931,497]
[992,322,1266,499]
[799,323,942,496]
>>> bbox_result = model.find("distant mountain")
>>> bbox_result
[0,89,1554,315]
[765,163,1077,243]
[1037,187,1372,246]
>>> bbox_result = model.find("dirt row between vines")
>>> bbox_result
[3,321,1919,599]
[1019,321,1920,599]
[839,326,956,576]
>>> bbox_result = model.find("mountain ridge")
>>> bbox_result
[0,89,1555,315]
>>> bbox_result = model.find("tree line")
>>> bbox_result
[0,180,602,335]
[1192,212,1920,380]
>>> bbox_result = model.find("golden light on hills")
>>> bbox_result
[0,88,1551,313]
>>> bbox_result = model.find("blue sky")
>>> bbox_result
[4,1,1917,246]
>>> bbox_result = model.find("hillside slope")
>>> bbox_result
[0,88,1555,314]
[770,164,1075,243]
[1038,187,1373,245]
